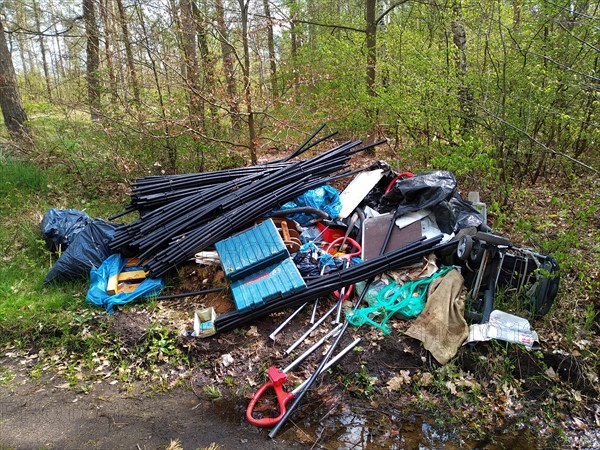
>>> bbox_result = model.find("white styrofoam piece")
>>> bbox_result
[338,169,385,219]
[394,209,430,229]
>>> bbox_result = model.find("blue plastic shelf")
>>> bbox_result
[231,258,307,312]
[215,219,289,282]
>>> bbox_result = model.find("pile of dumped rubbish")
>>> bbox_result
[41,127,560,435]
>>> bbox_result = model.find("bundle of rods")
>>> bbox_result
[215,235,452,333]
[110,135,384,278]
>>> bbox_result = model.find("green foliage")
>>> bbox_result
[202,384,223,400]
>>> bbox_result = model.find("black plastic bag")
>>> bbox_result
[44,219,119,284]
[380,170,485,233]
[292,251,321,278]
[41,208,91,252]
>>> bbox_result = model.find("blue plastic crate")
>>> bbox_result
[231,258,307,312]
[215,219,289,282]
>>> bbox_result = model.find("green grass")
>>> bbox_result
[0,158,94,346]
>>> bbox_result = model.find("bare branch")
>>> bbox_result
[477,104,599,175]
[293,19,365,34]
[376,0,410,26]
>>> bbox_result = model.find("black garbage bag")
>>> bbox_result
[292,251,321,278]
[41,208,91,252]
[44,219,119,284]
[380,170,485,234]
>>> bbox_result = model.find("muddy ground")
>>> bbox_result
[0,359,304,450]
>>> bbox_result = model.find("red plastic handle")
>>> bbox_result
[325,238,361,300]
[246,366,295,427]
[325,237,362,259]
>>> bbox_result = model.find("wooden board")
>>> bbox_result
[361,214,422,260]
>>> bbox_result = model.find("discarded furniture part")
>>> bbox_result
[362,214,422,260]
[467,310,539,349]
[215,219,289,282]
[247,337,360,428]
[405,269,469,364]
[230,258,306,312]
[338,168,386,219]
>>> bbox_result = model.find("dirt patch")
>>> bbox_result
[0,361,306,450]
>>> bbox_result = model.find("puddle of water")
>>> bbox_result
[211,394,542,449]
[309,410,461,449]
[295,405,541,449]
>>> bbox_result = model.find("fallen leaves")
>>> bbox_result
[387,370,411,391]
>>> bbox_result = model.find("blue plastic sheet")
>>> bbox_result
[279,185,342,226]
[86,254,164,314]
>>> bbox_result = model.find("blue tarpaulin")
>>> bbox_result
[278,185,342,226]
[86,253,164,314]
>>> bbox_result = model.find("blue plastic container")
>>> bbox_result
[215,219,289,282]
[231,258,307,312]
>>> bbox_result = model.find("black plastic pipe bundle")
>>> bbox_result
[145,170,358,277]
[138,141,368,276]
[111,140,360,261]
[214,236,451,333]
[111,173,265,255]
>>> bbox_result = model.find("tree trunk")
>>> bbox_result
[0,19,30,142]
[263,0,277,97]
[180,0,203,126]
[193,0,217,124]
[99,0,118,103]
[365,0,377,97]
[13,3,30,90]
[239,0,257,164]
[116,0,141,109]
[32,0,52,99]
[290,15,299,87]
[83,0,101,121]
[215,0,240,127]
[451,0,473,131]
[48,0,67,83]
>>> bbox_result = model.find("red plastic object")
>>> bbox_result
[325,237,362,301]
[384,171,414,194]
[316,222,345,243]
[246,366,295,427]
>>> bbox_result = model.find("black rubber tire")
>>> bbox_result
[457,235,474,261]
[469,239,484,266]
